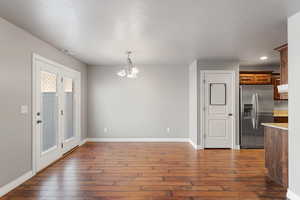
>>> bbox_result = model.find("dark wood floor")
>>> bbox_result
[2,142,287,200]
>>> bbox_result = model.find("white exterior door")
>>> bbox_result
[203,71,235,148]
[35,60,62,171]
[33,55,81,172]
[61,72,81,154]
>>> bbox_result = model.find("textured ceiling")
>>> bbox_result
[0,0,299,66]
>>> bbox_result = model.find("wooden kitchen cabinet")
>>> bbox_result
[275,44,288,85]
[275,44,288,100]
[255,74,272,84]
[240,73,256,85]
[264,126,288,187]
[273,117,288,123]
[240,71,272,85]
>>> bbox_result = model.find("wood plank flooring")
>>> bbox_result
[1,142,287,200]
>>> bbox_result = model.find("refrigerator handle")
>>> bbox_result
[240,86,243,117]
[255,93,259,129]
[256,93,259,115]
[251,93,259,129]
[251,93,256,129]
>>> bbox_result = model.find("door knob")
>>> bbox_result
[228,113,233,116]
[37,120,43,124]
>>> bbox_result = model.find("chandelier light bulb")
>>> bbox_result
[117,69,126,77]
[132,67,139,74]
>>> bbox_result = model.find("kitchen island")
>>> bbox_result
[262,123,288,187]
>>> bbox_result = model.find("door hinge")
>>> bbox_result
[203,107,206,111]
[61,77,63,82]
[203,79,206,83]
[61,110,64,115]
[61,143,64,148]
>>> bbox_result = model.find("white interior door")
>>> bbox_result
[35,60,62,171]
[203,71,235,148]
[33,55,81,172]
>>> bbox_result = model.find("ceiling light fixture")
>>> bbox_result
[260,56,268,60]
[117,51,139,78]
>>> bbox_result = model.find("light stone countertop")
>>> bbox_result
[261,123,288,131]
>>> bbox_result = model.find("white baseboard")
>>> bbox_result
[87,138,190,142]
[287,189,300,200]
[189,140,203,150]
[0,171,33,197]
[189,140,197,149]
[79,138,88,146]
[234,145,240,150]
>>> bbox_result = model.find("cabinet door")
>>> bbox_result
[275,44,288,100]
[255,74,272,85]
[264,127,288,187]
[273,117,288,123]
[280,48,288,100]
[280,48,288,85]
[240,74,255,85]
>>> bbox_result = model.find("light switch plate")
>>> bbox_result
[20,105,28,114]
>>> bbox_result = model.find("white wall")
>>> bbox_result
[288,11,300,199]
[87,65,189,139]
[189,60,198,146]
[0,17,88,187]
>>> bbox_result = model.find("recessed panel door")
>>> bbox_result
[204,72,234,148]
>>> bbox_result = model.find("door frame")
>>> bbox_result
[200,70,236,149]
[32,53,81,174]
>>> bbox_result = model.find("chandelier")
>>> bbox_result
[117,51,139,78]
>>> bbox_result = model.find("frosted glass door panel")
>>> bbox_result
[64,77,74,140]
[41,71,58,153]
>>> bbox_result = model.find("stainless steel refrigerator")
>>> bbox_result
[240,85,274,149]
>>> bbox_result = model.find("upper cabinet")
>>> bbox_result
[240,71,272,85]
[274,44,288,100]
